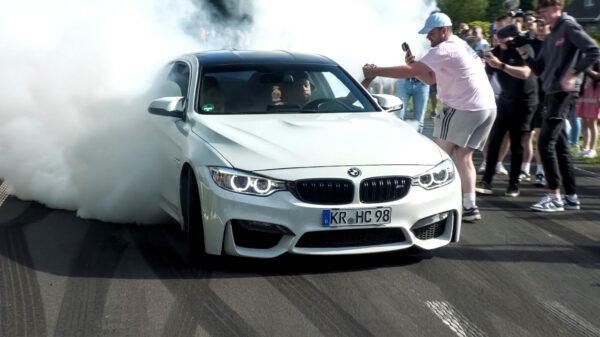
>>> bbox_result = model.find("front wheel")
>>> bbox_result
[183,169,206,265]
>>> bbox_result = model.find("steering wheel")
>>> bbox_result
[303,98,351,111]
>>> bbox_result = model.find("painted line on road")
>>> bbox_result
[543,301,600,337]
[0,180,8,207]
[425,301,486,337]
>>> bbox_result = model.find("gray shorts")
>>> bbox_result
[433,105,496,151]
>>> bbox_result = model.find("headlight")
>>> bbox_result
[412,159,455,190]
[210,167,287,196]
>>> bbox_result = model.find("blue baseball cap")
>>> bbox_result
[419,13,452,34]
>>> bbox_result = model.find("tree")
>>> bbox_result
[486,0,506,21]
[438,0,488,26]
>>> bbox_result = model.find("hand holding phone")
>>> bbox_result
[402,42,415,64]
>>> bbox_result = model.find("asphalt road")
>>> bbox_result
[1,119,599,337]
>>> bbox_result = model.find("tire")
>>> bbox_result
[183,169,207,265]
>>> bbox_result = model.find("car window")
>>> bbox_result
[197,64,375,114]
[150,62,191,99]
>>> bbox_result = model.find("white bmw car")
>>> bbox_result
[148,50,462,260]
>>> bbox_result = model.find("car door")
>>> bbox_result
[148,61,193,221]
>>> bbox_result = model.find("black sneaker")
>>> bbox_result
[505,184,520,197]
[463,207,481,222]
[534,173,546,187]
[518,171,530,182]
[475,181,493,195]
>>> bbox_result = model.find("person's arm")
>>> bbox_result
[484,52,531,79]
[518,44,544,76]
[363,61,435,85]
[567,21,600,74]
[585,63,600,82]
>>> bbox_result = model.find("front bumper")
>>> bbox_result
[198,165,462,258]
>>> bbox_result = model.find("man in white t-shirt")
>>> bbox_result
[363,12,497,222]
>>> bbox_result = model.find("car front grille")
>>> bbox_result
[295,228,406,248]
[412,222,445,240]
[291,179,354,205]
[359,176,411,203]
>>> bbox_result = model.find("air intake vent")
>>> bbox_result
[412,222,445,240]
[296,228,405,248]
[291,179,354,205]
[360,177,411,203]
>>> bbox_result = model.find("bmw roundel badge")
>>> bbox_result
[348,167,361,177]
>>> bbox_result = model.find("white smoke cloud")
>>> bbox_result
[0,0,437,224]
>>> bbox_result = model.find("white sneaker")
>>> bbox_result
[478,161,486,173]
[582,149,597,159]
[577,149,589,157]
[496,162,508,175]
[530,194,565,212]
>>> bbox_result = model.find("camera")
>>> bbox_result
[509,9,524,18]
[496,23,530,48]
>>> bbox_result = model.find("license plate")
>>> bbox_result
[322,207,392,227]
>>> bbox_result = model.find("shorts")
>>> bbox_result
[531,102,544,129]
[433,105,497,151]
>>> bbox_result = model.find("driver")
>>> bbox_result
[275,71,312,106]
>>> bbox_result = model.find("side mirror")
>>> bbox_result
[372,94,403,113]
[148,97,185,119]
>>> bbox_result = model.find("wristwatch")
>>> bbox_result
[500,63,506,71]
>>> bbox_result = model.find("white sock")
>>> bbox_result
[521,162,530,173]
[536,165,544,175]
[463,193,476,209]
[549,193,561,200]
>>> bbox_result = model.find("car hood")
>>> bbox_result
[193,112,444,171]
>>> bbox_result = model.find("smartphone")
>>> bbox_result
[402,42,412,58]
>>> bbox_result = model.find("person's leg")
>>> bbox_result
[412,81,429,133]
[568,104,582,149]
[580,117,595,150]
[455,146,477,195]
[522,131,533,172]
[538,118,565,194]
[394,79,409,120]
[508,120,525,188]
[497,133,510,172]
[482,113,507,184]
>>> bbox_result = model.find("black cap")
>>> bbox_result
[496,23,520,39]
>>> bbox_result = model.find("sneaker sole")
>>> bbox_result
[505,192,520,197]
[564,205,580,210]
[534,182,546,187]
[475,188,493,195]
[530,206,564,212]
[463,214,481,222]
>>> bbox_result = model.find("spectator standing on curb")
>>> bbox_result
[476,24,538,197]
[363,12,496,222]
[519,0,600,212]
[394,53,430,133]
[575,60,600,159]
[521,16,551,187]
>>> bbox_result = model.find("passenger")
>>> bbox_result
[200,76,224,113]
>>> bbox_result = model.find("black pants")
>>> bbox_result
[483,98,536,186]
[538,92,577,194]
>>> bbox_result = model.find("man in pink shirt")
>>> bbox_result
[363,12,497,222]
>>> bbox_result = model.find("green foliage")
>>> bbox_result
[485,0,505,21]
[438,0,488,26]
[468,20,492,41]
[588,32,600,44]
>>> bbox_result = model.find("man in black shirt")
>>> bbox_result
[476,24,538,197]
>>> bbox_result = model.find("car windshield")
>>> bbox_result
[197,64,377,114]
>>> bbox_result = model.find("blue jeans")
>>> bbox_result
[567,104,581,146]
[394,78,429,133]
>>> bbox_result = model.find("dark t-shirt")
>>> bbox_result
[486,46,538,103]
